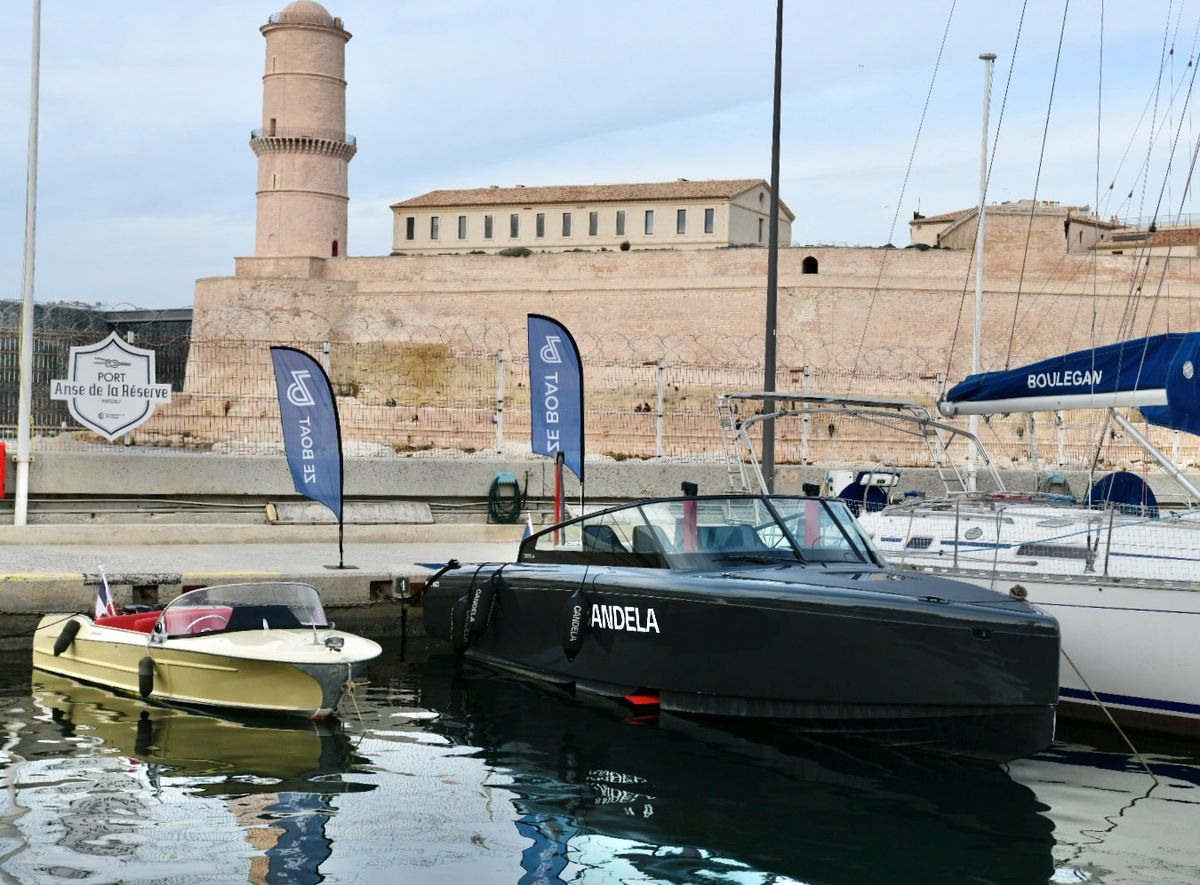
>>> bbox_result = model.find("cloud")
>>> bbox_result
[3,1,1199,308]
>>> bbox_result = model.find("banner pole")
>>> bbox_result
[554,453,564,543]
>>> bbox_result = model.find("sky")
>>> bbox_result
[2,1,1199,310]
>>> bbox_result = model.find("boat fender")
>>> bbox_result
[52,619,81,656]
[560,588,590,662]
[138,656,155,698]
[467,575,497,636]
[450,594,471,652]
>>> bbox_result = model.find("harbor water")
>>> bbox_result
[1,647,1197,884]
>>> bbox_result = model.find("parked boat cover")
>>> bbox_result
[940,333,1200,434]
[1087,471,1159,517]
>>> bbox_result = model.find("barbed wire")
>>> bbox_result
[3,310,1196,473]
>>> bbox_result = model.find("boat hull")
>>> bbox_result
[32,614,380,719]
[861,503,1200,736]
[426,564,1059,761]
[890,564,1200,736]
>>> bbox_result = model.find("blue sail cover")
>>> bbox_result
[940,333,1200,435]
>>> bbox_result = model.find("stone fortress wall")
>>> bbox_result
[170,206,1200,473]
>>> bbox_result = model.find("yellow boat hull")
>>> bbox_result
[32,613,381,719]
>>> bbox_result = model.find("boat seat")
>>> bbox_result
[583,523,627,553]
[94,612,160,633]
[632,524,670,554]
[698,525,767,551]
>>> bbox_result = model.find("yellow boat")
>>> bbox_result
[33,581,382,719]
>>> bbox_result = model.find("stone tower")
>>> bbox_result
[251,1,356,258]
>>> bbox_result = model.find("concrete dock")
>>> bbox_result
[0,521,525,651]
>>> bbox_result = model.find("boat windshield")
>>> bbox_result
[519,495,880,568]
[156,582,329,638]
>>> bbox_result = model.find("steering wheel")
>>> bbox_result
[183,613,227,634]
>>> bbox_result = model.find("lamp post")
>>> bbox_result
[14,0,42,526]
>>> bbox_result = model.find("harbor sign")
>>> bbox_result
[49,332,172,440]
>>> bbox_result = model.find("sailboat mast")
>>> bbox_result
[761,0,784,493]
[969,52,997,493]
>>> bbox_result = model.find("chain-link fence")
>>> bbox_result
[4,314,1198,475]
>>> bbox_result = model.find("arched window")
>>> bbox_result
[802,255,819,274]
[331,240,339,257]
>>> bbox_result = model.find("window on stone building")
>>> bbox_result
[589,211,598,236]
[645,210,655,235]
[802,255,819,274]
[458,216,467,239]
[758,218,764,242]
[536,213,545,238]
[331,240,339,257]
[677,209,687,234]
[616,210,626,236]
[405,217,415,240]
[562,212,572,237]
[484,215,494,239]
[704,208,714,234]
[431,216,440,240]
[510,214,520,237]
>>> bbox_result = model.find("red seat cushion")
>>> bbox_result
[94,612,160,633]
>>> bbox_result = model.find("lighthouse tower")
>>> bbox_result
[251,1,356,258]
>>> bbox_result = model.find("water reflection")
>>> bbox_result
[8,672,371,883]
[418,656,1057,884]
[1011,731,1200,884]
[1,656,1195,883]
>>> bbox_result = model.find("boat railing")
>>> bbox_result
[717,391,1005,496]
[872,496,1200,584]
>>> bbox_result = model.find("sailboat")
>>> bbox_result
[846,33,1200,736]
[846,333,1200,737]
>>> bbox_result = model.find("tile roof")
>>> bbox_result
[391,179,792,217]
[910,208,973,226]
[1109,226,1200,249]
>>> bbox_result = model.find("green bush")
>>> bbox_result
[619,240,631,251]
[499,246,532,257]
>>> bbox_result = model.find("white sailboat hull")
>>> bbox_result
[860,501,1200,735]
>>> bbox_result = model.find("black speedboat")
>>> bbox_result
[423,494,1060,760]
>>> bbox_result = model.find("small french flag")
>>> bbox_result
[94,565,117,619]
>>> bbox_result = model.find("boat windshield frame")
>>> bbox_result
[517,495,884,569]
[154,581,329,638]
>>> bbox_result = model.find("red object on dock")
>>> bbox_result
[0,440,6,498]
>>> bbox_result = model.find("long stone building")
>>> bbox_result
[389,180,795,255]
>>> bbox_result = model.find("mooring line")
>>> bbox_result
[1061,646,1158,785]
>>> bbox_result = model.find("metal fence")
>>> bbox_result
[4,323,1198,477]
